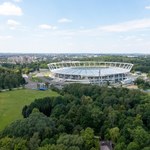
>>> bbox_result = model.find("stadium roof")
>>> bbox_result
[52,67,129,77]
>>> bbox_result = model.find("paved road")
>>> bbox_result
[24,75,54,89]
[24,76,37,89]
[23,73,66,90]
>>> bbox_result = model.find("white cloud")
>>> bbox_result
[0,35,13,40]
[58,18,72,23]
[120,35,143,42]
[13,0,22,2]
[38,24,57,30]
[7,19,20,29]
[122,35,136,40]
[99,19,150,32]
[0,2,23,16]
[7,19,20,26]
[145,6,150,9]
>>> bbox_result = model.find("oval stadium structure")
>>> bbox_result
[48,61,133,85]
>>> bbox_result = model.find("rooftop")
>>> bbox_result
[52,67,129,77]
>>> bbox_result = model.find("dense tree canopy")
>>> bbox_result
[0,67,25,90]
[134,78,150,90]
[0,84,150,149]
[1,62,40,74]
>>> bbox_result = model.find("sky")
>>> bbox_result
[0,0,150,53]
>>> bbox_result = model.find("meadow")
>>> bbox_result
[0,89,58,131]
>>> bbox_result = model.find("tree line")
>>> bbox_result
[1,62,40,74]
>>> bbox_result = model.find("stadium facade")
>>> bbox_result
[48,61,133,85]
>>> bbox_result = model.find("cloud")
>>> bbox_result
[13,0,22,2]
[120,35,143,42]
[38,24,57,30]
[0,2,23,16]
[58,18,72,23]
[7,19,20,26]
[7,19,20,29]
[122,35,136,40]
[0,35,13,40]
[145,6,150,9]
[99,19,150,32]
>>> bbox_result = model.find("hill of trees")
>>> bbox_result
[0,67,25,90]
[0,84,149,150]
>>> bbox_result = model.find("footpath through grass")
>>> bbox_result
[0,89,58,131]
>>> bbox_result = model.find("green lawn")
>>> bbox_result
[0,89,58,131]
[30,77,43,83]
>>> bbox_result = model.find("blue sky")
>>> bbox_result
[0,0,150,53]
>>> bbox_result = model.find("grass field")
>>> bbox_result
[0,89,58,131]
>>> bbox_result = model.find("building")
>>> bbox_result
[48,61,133,85]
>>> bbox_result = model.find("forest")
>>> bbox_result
[0,84,149,150]
[0,67,25,90]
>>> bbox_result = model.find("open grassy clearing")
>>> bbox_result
[0,89,58,131]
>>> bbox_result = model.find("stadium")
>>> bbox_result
[48,61,133,85]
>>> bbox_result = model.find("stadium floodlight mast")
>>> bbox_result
[99,68,101,86]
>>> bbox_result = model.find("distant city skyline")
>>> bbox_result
[0,0,150,53]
